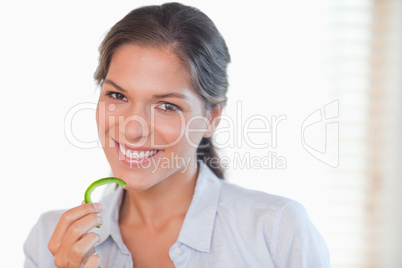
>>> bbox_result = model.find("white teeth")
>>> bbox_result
[119,144,126,155]
[119,144,158,159]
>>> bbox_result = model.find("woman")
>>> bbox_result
[24,3,329,267]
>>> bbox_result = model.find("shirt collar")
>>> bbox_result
[95,161,222,254]
[95,185,129,254]
[177,161,222,253]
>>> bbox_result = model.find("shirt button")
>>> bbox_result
[173,247,183,255]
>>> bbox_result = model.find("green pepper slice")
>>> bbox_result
[84,177,127,204]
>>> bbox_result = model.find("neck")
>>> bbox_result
[119,161,199,229]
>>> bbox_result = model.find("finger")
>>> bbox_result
[83,246,96,264]
[68,233,100,267]
[83,254,100,268]
[55,213,103,264]
[48,203,102,254]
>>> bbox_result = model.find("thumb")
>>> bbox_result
[83,253,100,268]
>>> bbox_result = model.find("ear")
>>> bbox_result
[203,104,224,138]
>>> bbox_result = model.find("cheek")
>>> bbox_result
[96,103,106,145]
[184,117,210,148]
[96,101,117,148]
[153,115,186,146]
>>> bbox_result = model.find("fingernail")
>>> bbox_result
[98,216,104,225]
[94,203,103,212]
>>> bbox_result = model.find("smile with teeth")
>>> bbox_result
[119,144,159,159]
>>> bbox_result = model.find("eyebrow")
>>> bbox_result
[103,79,190,101]
[104,79,127,93]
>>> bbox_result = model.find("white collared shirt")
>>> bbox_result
[24,162,330,267]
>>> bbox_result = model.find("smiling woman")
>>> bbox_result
[23,2,329,268]
[96,44,215,190]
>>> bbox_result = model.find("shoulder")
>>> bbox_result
[217,179,321,234]
[199,161,301,217]
[217,181,330,267]
[219,180,300,214]
[217,180,310,240]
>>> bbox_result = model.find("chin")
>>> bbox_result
[110,169,159,191]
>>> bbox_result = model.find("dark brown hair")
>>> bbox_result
[94,2,230,179]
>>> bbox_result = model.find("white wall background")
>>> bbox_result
[0,0,355,266]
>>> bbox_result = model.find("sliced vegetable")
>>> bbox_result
[84,177,127,204]
[84,177,126,228]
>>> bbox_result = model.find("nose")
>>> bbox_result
[119,110,150,144]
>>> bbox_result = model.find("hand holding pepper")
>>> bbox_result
[48,202,103,267]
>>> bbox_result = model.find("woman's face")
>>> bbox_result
[96,44,220,191]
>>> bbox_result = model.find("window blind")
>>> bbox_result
[325,0,401,267]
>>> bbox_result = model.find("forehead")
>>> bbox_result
[107,45,186,90]
[105,44,206,108]
[110,44,188,77]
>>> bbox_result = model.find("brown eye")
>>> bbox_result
[157,103,181,112]
[106,91,127,101]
